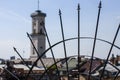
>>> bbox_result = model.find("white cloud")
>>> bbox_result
[0,8,30,24]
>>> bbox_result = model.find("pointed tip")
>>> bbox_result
[98,1,102,8]
[59,9,61,15]
[13,47,16,51]
[119,23,120,27]
[59,9,61,11]
[77,3,80,10]
[26,32,29,37]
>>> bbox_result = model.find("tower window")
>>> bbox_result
[40,21,44,26]
[40,46,43,49]
[39,29,44,34]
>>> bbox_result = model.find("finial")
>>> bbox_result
[13,47,16,51]
[38,0,40,10]
[77,3,80,10]
[59,9,62,15]
[26,32,29,37]
[98,1,102,8]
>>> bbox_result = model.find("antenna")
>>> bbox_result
[38,0,40,10]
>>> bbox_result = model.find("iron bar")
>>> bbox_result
[40,56,120,80]
[100,24,120,80]
[113,71,120,80]
[88,1,102,79]
[26,36,120,80]
[3,67,20,80]
[108,62,120,72]
[13,46,35,77]
[108,62,120,80]
[26,33,50,80]
[27,33,46,68]
[59,9,69,80]
[88,1,102,80]
[39,55,107,80]
[77,3,80,80]
[13,47,31,70]
[39,57,70,80]
[43,25,61,80]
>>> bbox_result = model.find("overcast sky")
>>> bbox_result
[0,0,120,59]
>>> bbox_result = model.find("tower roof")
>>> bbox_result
[31,10,46,17]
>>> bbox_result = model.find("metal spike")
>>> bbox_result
[13,47,31,70]
[26,32,29,37]
[88,1,102,79]
[59,9,69,80]
[98,1,102,8]
[3,67,20,80]
[77,3,80,10]
[77,3,80,80]
[100,24,120,80]
[25,32,51,80]
[43,24,61,80]
[59,9,62,15]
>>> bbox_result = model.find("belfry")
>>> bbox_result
[30,10,46,58]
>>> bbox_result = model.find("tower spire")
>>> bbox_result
[38,0,40,10]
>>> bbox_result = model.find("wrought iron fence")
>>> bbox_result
[0,1,120,80]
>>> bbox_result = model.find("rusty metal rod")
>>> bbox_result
[59,9,69,80]
[3,67,20,80]
[108,62,120,80]
[77,3,80,80]
[43,25,61,80]
[88,1,102,80]
[26,33,50,80]
[113,71,120,80]
[100,24,120,80]
[13,47,31,70]
[26,36,120,80]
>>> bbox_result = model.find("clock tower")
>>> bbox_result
[30,10,46,58]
